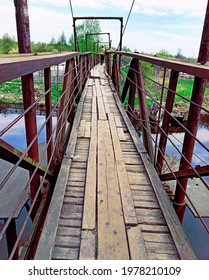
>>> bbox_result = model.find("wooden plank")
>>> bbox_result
[124,157,143,165]
[112,88,196,259]
[130,184,152,191]
[133,195,156,203]
[78,120,86,137]
[35,85,88,260]
[59,218,82,228]
[67,181,85,187]
[57,226,81,236]
[141,224,169,233]
[146,242,177,255]
[135,200,160,209]
[52,246,79,260]
[63,196,83,204]
[95,79,107,120]
[97,96,107,120]
[68,173,86,181]
[97,120,129,259]
[100,79,105,86]
[108,113,137,225]
[127,225,148,259]
[100,84,111,115]
[82,96,97,230]
[128,173,151,185]
[87,79,93,87]
[143,232,173,243]
[79,230,96,260]
[117,127,126,141]
[114,116,124,127]
[97,120,116,259]
[148,253,179,260]
[55,235,80,247]
[85,122,91,138]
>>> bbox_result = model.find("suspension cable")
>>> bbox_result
[69,0,74,19]
[117,0,135,50]
[123,0,135,37]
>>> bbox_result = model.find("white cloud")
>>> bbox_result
[29,7,73,42]
[0,0,208,57]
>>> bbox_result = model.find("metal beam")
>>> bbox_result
[111,51,209,79]
[0,52,80,83]
[0,139,54,182]
[160,165,209,181]
[74,16,123,52]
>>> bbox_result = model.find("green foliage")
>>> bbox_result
[0,80,62,104]
[0,33,18,54]
[156,49,174,58]
[69,20,101,52]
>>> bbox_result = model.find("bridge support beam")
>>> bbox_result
[14,0,40,203]
[156,70,179,174]
[173,1,209,221]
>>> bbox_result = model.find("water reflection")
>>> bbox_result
[1,112,209,259]
[0,113,56,259]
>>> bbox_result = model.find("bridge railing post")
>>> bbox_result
[112,54,120,96]
[133,59,154,162]
[173,1,209,222]
[120,57,153,161]
[105,52,112,77]
[173,77,207,221]
[156,70,179,174]
[54,58,77,171]
[44,67,53,167]
[14,0,41,207]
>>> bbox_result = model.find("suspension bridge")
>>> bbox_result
[1,0,209,260]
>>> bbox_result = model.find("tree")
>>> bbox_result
[69,20,101,52]
[156,49,173,58]
[56,31,69,51]
[0,33,17,54]
[176,48,184,59]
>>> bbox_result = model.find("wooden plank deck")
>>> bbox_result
[35,65,196,260]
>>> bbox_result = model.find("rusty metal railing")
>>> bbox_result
[106,50,209,234]
[0,51,94,259]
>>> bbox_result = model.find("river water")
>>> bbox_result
[0,112,209,259]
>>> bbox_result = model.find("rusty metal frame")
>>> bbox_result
[73,17,123,52]
[85,32,111,52]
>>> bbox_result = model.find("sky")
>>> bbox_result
[0,0,208,58]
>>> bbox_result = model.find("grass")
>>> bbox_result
[1,74,209,110]
[0,80,62,104]
[122,73,209,109]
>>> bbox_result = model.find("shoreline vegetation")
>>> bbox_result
[1,75,209,113]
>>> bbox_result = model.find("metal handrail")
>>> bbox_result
[107,50,209,232]
[0,52,95,259]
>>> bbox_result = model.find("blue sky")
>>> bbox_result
[0,0,208,58]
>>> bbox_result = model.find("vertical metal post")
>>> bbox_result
[173,77,207,221]
[119,18,123,51]
[127,70,136,124]
[14,0,31,53]
[73,18,77,52]
[112,54,120,95]
[156,70,179,174]
[55,59,75,168]
[198,1,209,64]
[44,67,53,166]
[134,59,154,162]
[68,58,76,124]
[121,58,135,102]
[4,219,18,260]
[14,0,40,202]
[85,34,88,52]
[173,1,209,221]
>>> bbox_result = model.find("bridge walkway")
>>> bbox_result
[35,65,196,260]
